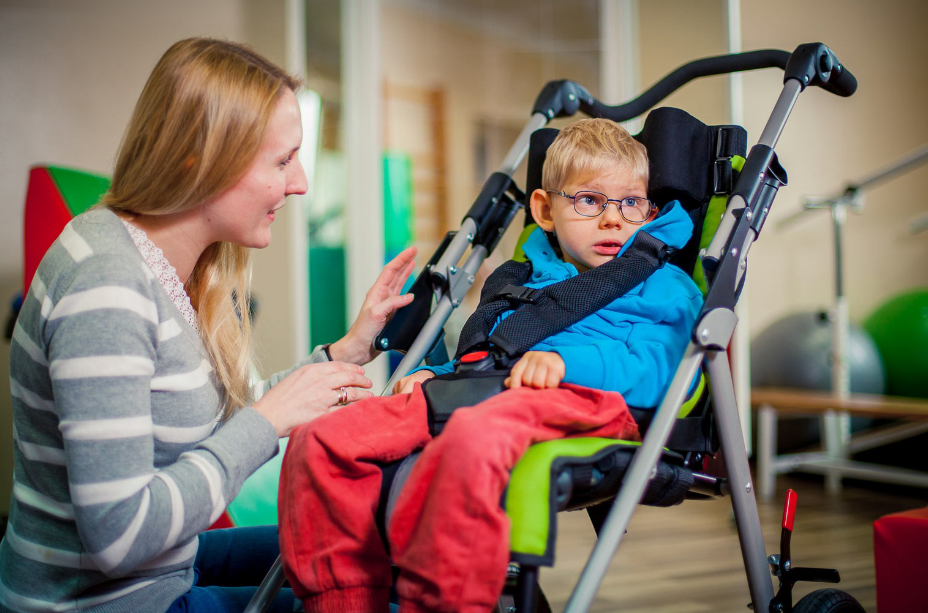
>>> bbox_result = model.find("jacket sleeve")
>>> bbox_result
[46,255,278,578]
[552,276,702,408]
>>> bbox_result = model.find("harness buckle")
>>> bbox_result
[496,284,540,305]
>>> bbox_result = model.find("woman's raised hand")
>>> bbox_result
[328,246,418,365]
[253,361,373,437]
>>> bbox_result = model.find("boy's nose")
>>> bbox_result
[599,203,624,227]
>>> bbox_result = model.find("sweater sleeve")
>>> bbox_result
[252,344,330,400]
[553,275,702,408]
[45,255,278,577]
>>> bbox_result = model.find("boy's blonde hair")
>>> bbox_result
[101,38,301,419]
[542,118,649,191]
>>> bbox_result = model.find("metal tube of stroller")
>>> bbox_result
[705,349,775,609]
[757,79,802,149]
[430,217,478,286]
[704,79,801,266]
[384,245,489,394]
[499,113,548,175]
[431,113,546,283]
[243,556,287,613]
[564,344,704,613]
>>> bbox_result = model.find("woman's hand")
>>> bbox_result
[392,369,435,395]
[505,351,565,390]
[253,361,373,437]
[328,246,417,365]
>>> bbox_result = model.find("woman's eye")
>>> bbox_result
[280,154,293,167]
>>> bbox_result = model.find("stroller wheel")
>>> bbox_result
[793,589,866,613]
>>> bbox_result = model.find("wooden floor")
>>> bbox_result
[538,474,925,612]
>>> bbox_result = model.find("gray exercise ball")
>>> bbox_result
[751,310,886,394]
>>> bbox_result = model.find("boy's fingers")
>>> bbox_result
[546,368,561,389]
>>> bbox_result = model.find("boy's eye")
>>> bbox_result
[577,194,599,206]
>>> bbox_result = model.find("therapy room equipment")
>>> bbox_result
[248,42,862,613]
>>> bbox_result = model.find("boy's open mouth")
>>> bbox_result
[592,240,624,255]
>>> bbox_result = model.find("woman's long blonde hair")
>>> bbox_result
[101,38,301,418]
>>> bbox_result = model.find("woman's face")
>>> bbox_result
[202,88,308,249]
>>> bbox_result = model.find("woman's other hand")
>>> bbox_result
[254,361,373,437]
[505,351,565,390]
[392,369,435,395]
[328,246,417,365]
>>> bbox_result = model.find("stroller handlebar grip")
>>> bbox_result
[821,62,858,97]
[784,43,857,97]
[537,50,791,124]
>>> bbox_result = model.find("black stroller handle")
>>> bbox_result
[534,49,791,123]
[534,44,856,124]
[783,42,857,97]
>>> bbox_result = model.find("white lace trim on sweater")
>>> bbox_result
[121,220,199,332]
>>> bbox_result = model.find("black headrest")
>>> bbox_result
[523,107,747,275]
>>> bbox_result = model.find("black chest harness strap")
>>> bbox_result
[455,230,674,360]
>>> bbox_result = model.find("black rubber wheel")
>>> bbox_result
[793,589,866,613]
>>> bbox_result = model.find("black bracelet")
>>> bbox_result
[322,343,333,361]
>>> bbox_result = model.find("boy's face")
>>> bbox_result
[530,167,653,273]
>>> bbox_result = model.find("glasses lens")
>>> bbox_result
[620,198,652,222]
[574,191,607,217]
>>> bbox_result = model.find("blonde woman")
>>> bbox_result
[0,38,415,613]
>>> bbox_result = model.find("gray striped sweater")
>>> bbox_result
[0,208,325,612]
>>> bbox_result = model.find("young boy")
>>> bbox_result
[278,118,704,613]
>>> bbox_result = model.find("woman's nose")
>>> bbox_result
[288,159,309,196]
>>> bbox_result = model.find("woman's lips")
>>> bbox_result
[592,242,622,255]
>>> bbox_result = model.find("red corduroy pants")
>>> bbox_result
[278,383,639,613]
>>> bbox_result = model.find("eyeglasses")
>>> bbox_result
[547,190,655,223]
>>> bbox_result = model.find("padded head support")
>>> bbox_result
[524,108,747,276]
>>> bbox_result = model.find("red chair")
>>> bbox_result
[873,504,928,612]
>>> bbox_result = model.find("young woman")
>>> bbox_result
[0,38,415,613]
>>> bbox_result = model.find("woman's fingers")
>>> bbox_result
[340,385,374,405]
[370,293,414,323]
[370,247,417,298]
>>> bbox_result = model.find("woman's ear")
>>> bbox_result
[529,189,556,233]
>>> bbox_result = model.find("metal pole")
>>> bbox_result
[384,245,488,394]
[564,344,704,613]
[244,556,287,613]
[824,202,851,493]
[706,350,775,609]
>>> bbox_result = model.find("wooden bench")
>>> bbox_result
[751,386,928,499]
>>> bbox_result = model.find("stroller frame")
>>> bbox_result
[246,42,857,613]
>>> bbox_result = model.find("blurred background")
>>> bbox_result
[1,0,926,564]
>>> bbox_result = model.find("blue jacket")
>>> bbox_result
[422,201,704,408]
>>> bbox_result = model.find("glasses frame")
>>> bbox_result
[546,190,656,224]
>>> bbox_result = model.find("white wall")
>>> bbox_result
[0,0,299,516]
[739,0,928,333]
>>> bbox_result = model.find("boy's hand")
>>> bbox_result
[393,370,435,395]
[505,351,565,389]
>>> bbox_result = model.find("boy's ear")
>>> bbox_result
[529,189,556,233]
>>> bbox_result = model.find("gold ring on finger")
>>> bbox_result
[337,386,349,406]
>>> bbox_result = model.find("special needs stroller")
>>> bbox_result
[247,42,861,613]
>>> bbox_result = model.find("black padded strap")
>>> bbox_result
[455,260,533,358]
[489,231,672,358]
